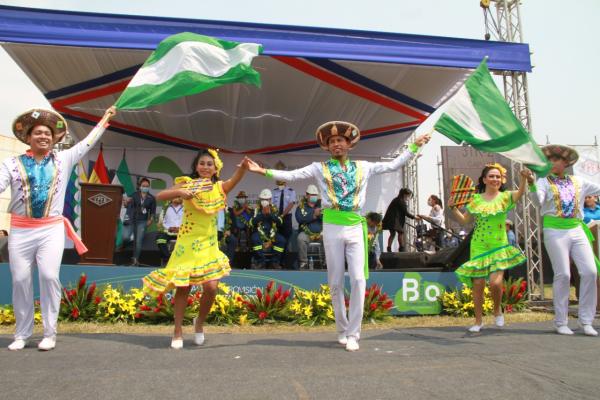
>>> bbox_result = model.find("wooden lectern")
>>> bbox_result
[79,183,123,265]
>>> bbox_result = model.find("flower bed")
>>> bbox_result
[0,274,394,326]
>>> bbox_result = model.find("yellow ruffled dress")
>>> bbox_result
[455,191,526,286]
[143,177,231,294]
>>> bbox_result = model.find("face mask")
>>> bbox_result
[140,187,150,193]
[238,198,246,205]
[278,185,285,190]
[309,195,318,203]
[260,200,270,208]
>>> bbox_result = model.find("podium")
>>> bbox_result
[79,183,123,265]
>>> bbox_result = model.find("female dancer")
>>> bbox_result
[143,149,248,348]
[450,164,528,332]
[382,188,417,252]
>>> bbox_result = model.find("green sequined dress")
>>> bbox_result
[455,191,526,286]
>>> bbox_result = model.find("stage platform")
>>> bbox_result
[0,263,460,315]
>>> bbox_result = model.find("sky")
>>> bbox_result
[0,0,598,212]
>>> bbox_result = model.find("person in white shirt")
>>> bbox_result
[1,106,116,351]
[527,144,600,336]
[156,197,184,265]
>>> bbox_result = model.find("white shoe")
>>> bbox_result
[194,332,205,346]
[345,336,359,352]
[8,339,27,351]
[170,338,183,349]
[468,324,484,333]
[578,323,598,337]
[38,336,56,351]
[555,325,574,335]
[337,334,348,345]
[494,314,505,327]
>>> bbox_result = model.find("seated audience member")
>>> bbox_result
[366,212,383,270]
[295,185,323,270]
[583,195,600,223]
[506,219,517,247]
[155,197,183,266]
[442,228,460,248]
[250,189,286,269]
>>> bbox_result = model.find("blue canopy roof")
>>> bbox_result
[0,5,531,72]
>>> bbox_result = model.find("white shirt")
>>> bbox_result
[162,204,183,230]
[530,175,600,219]
[0,123,107,217]
[268,149,416,213]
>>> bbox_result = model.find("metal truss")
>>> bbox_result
[403,133,419,252]
[482,0,544,300]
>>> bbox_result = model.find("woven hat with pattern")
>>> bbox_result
[315,121,360,151]
[541,144,579,167]
[12,109,68,145]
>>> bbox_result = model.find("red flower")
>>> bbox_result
[236,296,244,302]
[505,304,513,313]
[87,282,97,301]
[256,288,263,301]
[134,313,142,319]
[157,295,164,306]
[281,290,291,302]
[373,288,380,297]
[276,286,282,296]
[520,281,527,292]
[78,274,87,290]
[187,297,194,306]
[71,306,80,319]
[379,293,388,301]
[247,304,256,311]
[94,296,102,305]
[265,294,271,306]
[509,285,517,297]
[383,300,394,310]
[266,281,274,292]
[140,304,151,311]
[274,291,281,301]
[170,298,176,305]
[258,311,268,320]
[502,286,506,294]
[153,307,161,313]
[370,303,377,311]
[516,293,523,300]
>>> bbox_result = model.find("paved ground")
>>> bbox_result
[1,321,599,400]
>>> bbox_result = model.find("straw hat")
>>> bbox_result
[315,121,360,151]
[541,144,579,167]
[12,109,68,145]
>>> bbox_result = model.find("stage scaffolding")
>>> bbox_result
[482,0,544,300]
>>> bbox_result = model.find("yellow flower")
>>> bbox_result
[238,314,248,325]
[219,283,231,294]
[303,305,313,318]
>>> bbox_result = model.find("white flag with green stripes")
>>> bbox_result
[431,59,550,176]
[115,32,263,110]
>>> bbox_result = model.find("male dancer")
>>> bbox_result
[0,107,115,351]
[527,144,600,336]
[247,121,430,350]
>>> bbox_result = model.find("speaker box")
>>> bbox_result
[380,252,429,270]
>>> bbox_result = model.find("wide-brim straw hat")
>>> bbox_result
[12,108,68,145]
[315,121,360,151]
[541,144,579,167]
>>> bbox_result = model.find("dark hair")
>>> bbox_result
[0,229,7,236]
[366,212,382,223]
[476,165,506,193]
[398,188,412,198]
[138,177,150,187]
[429,194,443,209]
[190,149,219,182]
[27,124,54,137]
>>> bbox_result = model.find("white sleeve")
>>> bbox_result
[580,177,600,197]
[0,161,11,194]
[61,123,108,168]
[268,163,319,182]
[529,178,547,208]
[366,149,416,176]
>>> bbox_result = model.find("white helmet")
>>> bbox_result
[306,184,319,195]
[259,188,272,199]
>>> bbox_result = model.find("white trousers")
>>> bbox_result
[323,222,366,339]
[544,227,598,326]
[8,223,65,340]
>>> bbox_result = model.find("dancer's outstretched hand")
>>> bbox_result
[246,157,266,174]
[521,168,535,184]
[414,132,432,147]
